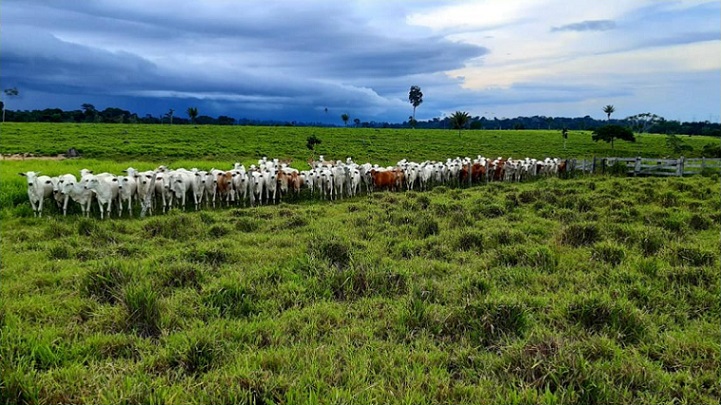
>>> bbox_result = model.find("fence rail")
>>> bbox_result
[568,156,721,177]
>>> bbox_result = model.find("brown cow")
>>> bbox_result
[216,171,233,206]
[370,169,396,191]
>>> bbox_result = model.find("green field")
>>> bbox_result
[1,123,718,163]
[1,123,719,404]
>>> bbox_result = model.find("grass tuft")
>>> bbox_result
[81,260,131,304]
[558,222,600,247]
[591,242,626,266]
[567,296,647,345]
[121,282,162,338]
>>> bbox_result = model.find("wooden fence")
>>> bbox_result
[568,156,721,177]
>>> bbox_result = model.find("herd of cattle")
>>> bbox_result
[18,155,568,218]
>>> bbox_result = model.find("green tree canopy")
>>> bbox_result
[187,107,199,123]
[603,105,615,120]
[591,124,635,149]
[341,113,349,127]
[449,111,471,136]
[408,85,423,124]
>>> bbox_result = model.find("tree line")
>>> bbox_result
[1,103,719,137]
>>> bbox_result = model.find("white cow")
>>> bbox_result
[84,174,119,219]
[53,174,78,216]
[117,175,138,216]
[249,171,264,206]
[61,178,93,217]
[19,171,54,217]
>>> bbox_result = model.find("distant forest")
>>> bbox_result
[2,105,720,137]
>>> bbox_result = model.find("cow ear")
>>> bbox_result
[18,172,26,177]
[122,169,127,173]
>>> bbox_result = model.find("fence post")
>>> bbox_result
[701,157,706,171]
[676,156,685,177]
[601,158,606,174]
[591,156,596,174]
[634,157,641,176]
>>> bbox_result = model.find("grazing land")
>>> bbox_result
[0,122,718,163]
[0,123,719,404]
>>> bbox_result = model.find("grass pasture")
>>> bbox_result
[1,123,718,163]
[0,123,720,404]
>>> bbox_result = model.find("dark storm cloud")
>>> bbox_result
[551,20,617,32]
[0,0,488,122]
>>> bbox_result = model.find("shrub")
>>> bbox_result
[558,223,600,247]
[122,283,162,338]
[567,297,646,345]
[81,260,131,304]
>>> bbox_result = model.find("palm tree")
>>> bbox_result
[341,113,349,127]
[187,107,198,124]
[408,85,423,127]
[603,105,615,121]
[449,111,471,136]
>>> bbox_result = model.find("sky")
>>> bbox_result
[1,0,720,124]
